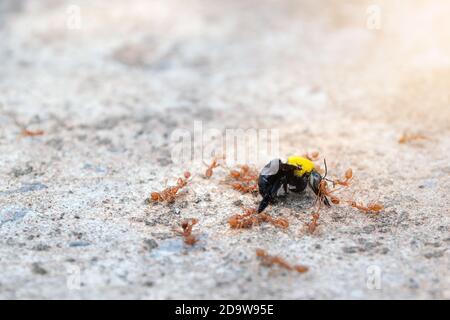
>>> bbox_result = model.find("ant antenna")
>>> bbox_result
[322,158,333,183]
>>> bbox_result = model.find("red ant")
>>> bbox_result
[228,165,259,194]
[333,168,353,187]
[303,151,320,161]
[228,208,289,229]
[205,159,219,178]
[21,129,44,137]
[398,133,427,144]
[305,212,320,234]
[150,171,191,203]
[175,218,199,245]
[256,249,308,273]
[349,201,384,213]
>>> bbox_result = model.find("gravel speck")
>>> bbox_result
[143,238,159,251]
[0,206,32,225]
[69,241,91,248]
[32,244,51,251]
[31,263,48,275]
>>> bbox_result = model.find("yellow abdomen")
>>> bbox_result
[287,156,315,177]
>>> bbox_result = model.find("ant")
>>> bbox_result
[230,170,241,179]
[4,111,45,137]
[348,201,384,213]
[306,212,320,234]
[333,168,353,187]
[175,218,199,245]
[311,165,383,215]
[228,165,259,195]
[398,133,427,144]
[259,213,289,229]
[256,249,308,273]
[305,162,352,233]
[228,208,258,229]
[21,129,44,137]
[150,171,191,203]
[303,151,320,161]
[205,158,220,178]
[228,208,289,229]
[231,183,258,193]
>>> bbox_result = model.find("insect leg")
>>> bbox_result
[270,177,284,199]
[308,173,331,206]
[258,177,284,213]
[258,195,272,213]
[282,176,288,194]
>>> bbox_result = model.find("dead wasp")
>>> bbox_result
[257,156,331,213]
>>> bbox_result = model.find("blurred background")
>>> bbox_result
[1,0,449,131]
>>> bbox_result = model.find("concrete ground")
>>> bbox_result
[0,0,449,299]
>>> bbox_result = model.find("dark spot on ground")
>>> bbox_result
[342,246,363,254]
[31,263,48,275]
[144,281,154,287]
[362,225,376,234]
[95,117,126,130]
[11,164,33,177]
[69,241,91,248]
[424,250,445,259]
[151,232,172,240]
[0,206,31,225]
[0,182,48,195]
[32,244,51,251]
[232,200,243,207]
[157,157,172,167]
[144,219,157,226]
[46,138,64,150]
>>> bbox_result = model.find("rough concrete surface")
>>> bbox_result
[0,0,449,299]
